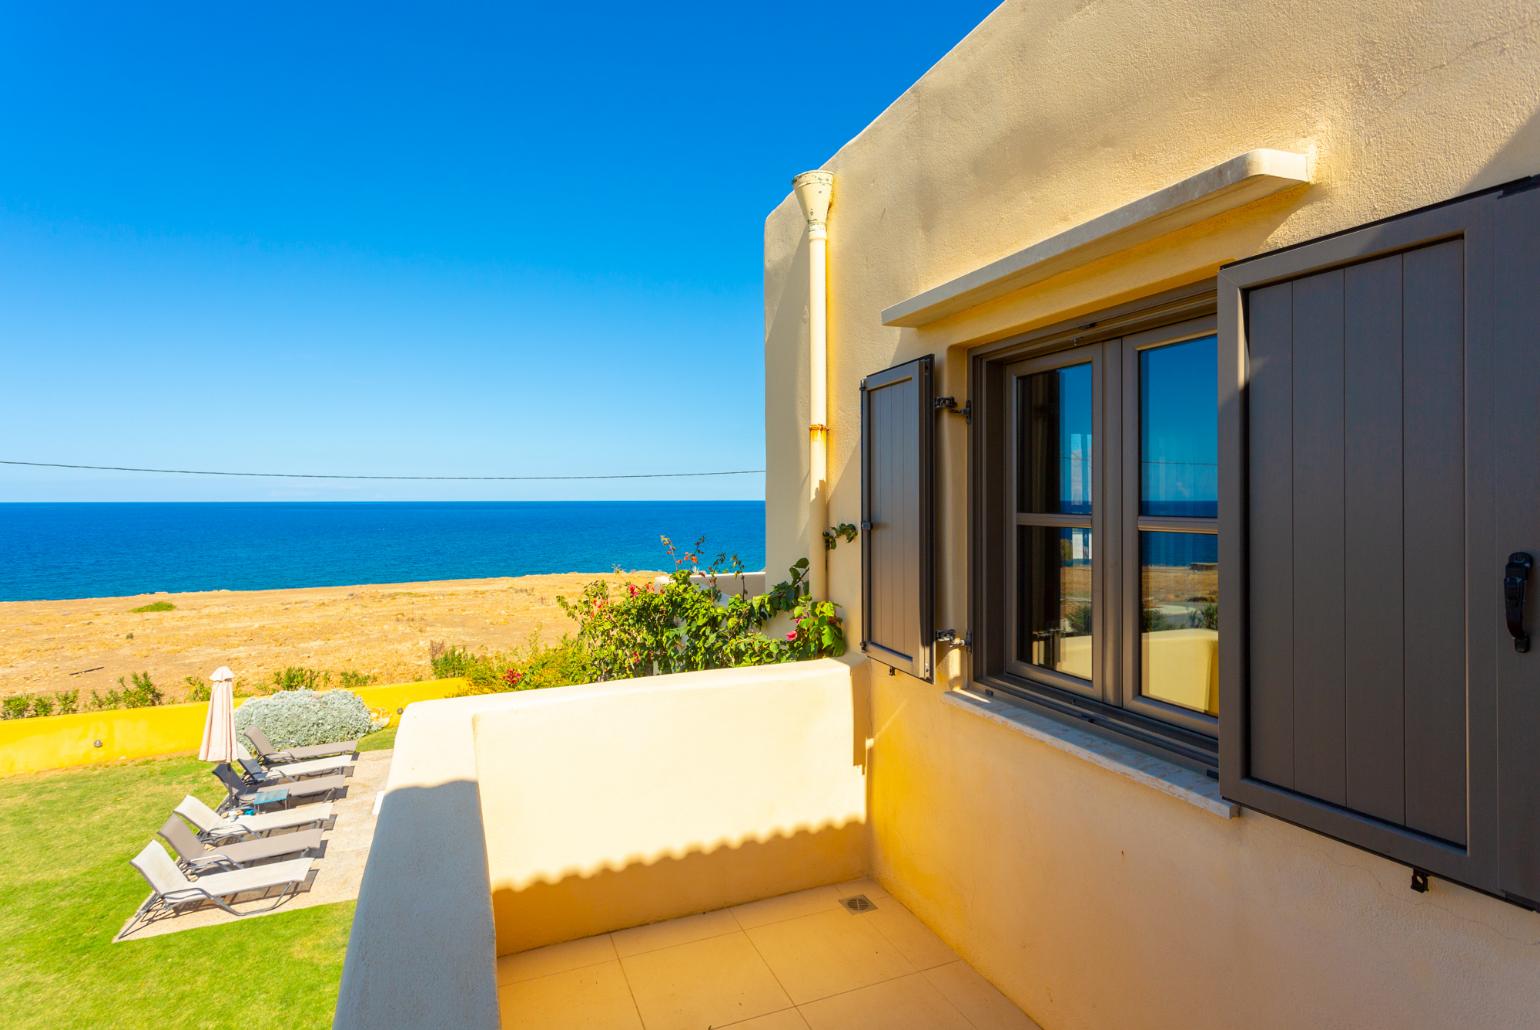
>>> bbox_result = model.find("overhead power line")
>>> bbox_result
[0,459,765,482]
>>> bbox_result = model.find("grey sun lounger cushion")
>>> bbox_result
[213,763,346,804]
[159,815,323,872]
[175,795,333,842]
[124,840,314,935]
[263,753,355,778]
[239,756,351,785]
[245,725,359,764]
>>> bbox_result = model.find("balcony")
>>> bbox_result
[334,659,1038,1029]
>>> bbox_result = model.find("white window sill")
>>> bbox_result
[943,688,1238,819]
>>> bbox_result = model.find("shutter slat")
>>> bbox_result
[1246,281,1296,789]
[1342,254,1406,826]
[1289,270,1349,807]
[1400,239,1469,846]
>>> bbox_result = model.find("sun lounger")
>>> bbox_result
[239,755,351,786]
[175,795,333,843]
[245,725,359,764]
[159,815,323,873]
[213,763,346,806]
[264,753,355,778]
[122,840,314,936]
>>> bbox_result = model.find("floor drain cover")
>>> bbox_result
[839,894,877,914]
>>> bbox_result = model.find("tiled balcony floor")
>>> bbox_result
[496,878,1041,1030]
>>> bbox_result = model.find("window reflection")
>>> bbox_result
[1140,336,1217,517]
[1019,363,1093,515]
[1017,526,1093,680]
[1139,531,1218,715]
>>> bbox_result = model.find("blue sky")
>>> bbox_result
[0,2,998,502]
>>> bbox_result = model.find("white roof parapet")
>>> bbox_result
[880,148,1312,328]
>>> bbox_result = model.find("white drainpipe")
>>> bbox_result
[793,170,834,601]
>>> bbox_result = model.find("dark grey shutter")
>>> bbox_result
[1219,176,1540,904]
[860,355,934,681]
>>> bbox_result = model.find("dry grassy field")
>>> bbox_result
[0,572,657,702]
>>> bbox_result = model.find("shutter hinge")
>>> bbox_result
[934,396,971,424]
[934,628,971,650]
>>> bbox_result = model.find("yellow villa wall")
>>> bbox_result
[0,678,466,777]
[764,1,1540,1028]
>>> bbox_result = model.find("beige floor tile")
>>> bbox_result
[612,908,741,958]
[730,885,843,929]
[621,931,791,1030]
[862,901,958,970]
[745,908,913,1005]
[497,933,617,985]
[924,961,1042,1029]
[722,1009,810,1029]
[798,972,973,1030]
[498,960,641,1029]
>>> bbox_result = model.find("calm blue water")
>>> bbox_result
[0,501,766,601]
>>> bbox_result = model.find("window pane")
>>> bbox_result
[1140,531,1218,715]
[1140,336,1217,516]
[1017,526,1093,679]
[1018,362,1093,514]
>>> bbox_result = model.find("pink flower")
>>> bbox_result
[786,631,798,641]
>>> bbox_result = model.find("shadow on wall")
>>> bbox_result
[1471,100,1540,190]
[492,819,868,955]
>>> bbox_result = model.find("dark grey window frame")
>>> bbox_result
[970,284,1221,767]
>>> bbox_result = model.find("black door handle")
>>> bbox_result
[1505,552,1533,653]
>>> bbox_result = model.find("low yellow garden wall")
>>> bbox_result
[0,678,467,777]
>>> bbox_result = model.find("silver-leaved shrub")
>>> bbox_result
[235,689,374,749]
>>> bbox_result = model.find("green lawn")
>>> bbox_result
[0,727,393,1029]
[357,723,397,752]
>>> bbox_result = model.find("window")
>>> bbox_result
[962,178,1540,906]
[972,292,1220,759]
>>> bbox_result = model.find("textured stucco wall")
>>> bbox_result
[763,1,1540,1027]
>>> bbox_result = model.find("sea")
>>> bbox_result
[0,501,767,602]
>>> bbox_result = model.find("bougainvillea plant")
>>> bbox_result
[553,537,847,681]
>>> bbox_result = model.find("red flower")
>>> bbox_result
[786,631,798,641]
[503,668,523,686]
[627,583,638,597]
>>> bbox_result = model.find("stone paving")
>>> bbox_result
[118,749,391,940]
